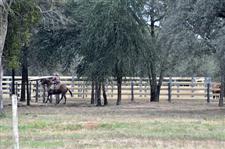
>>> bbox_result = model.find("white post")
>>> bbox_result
[12,95,19,149]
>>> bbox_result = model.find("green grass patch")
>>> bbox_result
[99,122,130,129]
[19,120,54,131]
[21,140,64,148]
[65,133,83,139]
[0,140,12,148]
[0,125,11,132]
[0,112,6,119]
[96,120,225,140]
[57,124,83,131]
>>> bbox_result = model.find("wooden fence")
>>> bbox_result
[1,76,219,102]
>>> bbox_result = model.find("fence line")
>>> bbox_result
[1,76,218,102]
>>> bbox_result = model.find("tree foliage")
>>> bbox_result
[74,0,143,81]
[3,0,41,69]
[68,0,147,104]
[161,0,225,106]
[27,0,79,75]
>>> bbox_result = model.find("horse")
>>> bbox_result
[40,78,73,104]
[212,83,221,99]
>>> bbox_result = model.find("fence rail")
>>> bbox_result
[2,76,219,102]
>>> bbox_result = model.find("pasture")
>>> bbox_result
[1,98,225,149]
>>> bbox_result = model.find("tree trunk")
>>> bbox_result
[11,69,15,94]
[219,60,225,107]
[91,80,95,104]
[20,47,26,102]
[21,46,30,105]
[219,76,224,107]
[102,82,108,105]
[96,81,101,106]
[150,81,158,102]
[149,4,159,102]
[20,72,26,101]
[94,81,98,104]
[0,63,3,113]
[116,76,122,105]
[0,8,8,112]
[150,73,158,102]
[156,84,161,101]
[26,70,30,106]
[223,72,225,98]
[156,70,164,101]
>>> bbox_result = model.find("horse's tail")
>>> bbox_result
[67,88,73,97]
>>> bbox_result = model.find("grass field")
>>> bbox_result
[0,98,225,149]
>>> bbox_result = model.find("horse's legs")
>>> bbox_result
[55,95,58,104]
[54,95,59,105]
[57,94,64,104]
[46,94,50,103]
[63,95,67,104]
[42,85,46,103]
[50,95,53,103]
[43,97,46,103]
[46,92,53,103]
[56,95,60,104]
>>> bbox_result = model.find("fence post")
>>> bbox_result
[131,79,134,101]
[176,84,179,98]
[82,79,85,99]
[168,77,172,102]
[35,80,39,102]
[9,82,12,98]
[111,80,114,98]
[139,78,142,97]
[42,84,46,103]
[29,81,32,101]
[207,82,210,103]
[71,76,75,93]
[78,78,81,98]
[12,95,20,149]
[206,77,211,103]
[144,79,147,97]
[191,77,195,98]
[15,82,18,97]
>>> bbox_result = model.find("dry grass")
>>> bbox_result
[1,98,225,149]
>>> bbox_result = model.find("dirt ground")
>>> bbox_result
[3,98,225,119]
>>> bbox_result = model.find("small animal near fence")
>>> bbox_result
[1,76,220,102]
